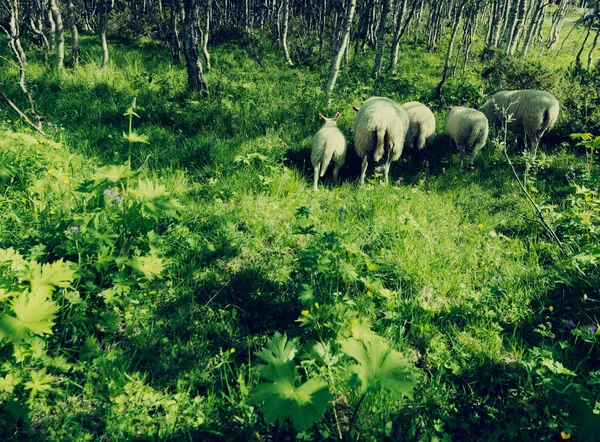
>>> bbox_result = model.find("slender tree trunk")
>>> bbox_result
[167,0,182,65]
[389,0,408,69]
[99,0,111,68]
[521,0,545,57]
[47,7,56,51]
[587,26,600,69]
[66,0,80,65]
[201,0,211,71]
[324,0,357,106]
[435,0,466,99]
[282,0,293,65]
[182,0,207,91]
[546,0,570,49]
[507,0,528,55]
[319,0,326,59]
[372,0,392,78]
[49,0,65,68]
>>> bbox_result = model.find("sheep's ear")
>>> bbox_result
[334,112,340,121]
[319,113,326,122]
[473,102,479,110]
[352,106,360,112]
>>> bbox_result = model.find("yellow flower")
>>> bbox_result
[21,197,26,203]
[229,198,234,204]
[49,210,55,215]
[560,431,571,440]
[61,176,68,183]
[301,310,309,316]
[48,169,56,175]
[367,291,373,298]
[230,348,235,354]
[314,302,319,309]
[477,223,484,229]
[549,305,554,312]
[6,119,12,123]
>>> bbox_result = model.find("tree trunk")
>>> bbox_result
[319,0,326,59]
[546,0,570,49]
[507,0,528,55]
[435,0,466,99]
[182,0,207,91]
[66,0,80,65]
[587,26,600,69]
[201,0,211,71]
[282,0,293,65]
[324,0,357,106]
[389,0,408,69]
[49,0,65,68]
[99,0,111,68]
[372,0,392,78]
[521,0,545,57]
[47,7,56,51]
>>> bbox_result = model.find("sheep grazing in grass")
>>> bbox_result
[311,112,347,191]
[479,90,559,155]
[401,101,436,151]
[353,96,409,185]
[446,107,489,166]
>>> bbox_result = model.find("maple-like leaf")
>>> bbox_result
[27,260,75,297]
[129,180,183,219]
[130,255,165,280]
[248,333,332,430]
[122,131,150,144]
[340,333,422,400]
[24,368,56,399]
[0,290,60,343]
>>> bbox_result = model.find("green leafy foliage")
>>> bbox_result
[248,333,332,430]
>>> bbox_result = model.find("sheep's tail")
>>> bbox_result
[320,144,335,177]
[373,127,386,162]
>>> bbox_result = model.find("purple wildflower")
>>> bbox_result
[72,225,80,233]
[116,194,123,202]
[497,276,503,282]
[565,319,576,330]
[105,189,114,197]
[113,183,118,187]
[570,166,575,172]
[376,165,385,172]
[590,323,598,335]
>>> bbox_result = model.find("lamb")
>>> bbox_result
[311,112,347,191]
[401,101,436,151]
[445,107,489,166]
[479,90,559,155]
[353,96,409,185]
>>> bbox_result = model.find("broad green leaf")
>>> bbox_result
[0,372,21,393]
[122,131,150,144]
[298,284,316,306]
[27,260,75,297]
[249,377,331,431]
[339,260,358,283]
[6,289,60,339]
[129,179,183,219]
[340,333,422,400]
[130,255,165,280]
[0,248,27,272]
[79,336,101,361]
[24,368,56,399]
[249,332,332,430]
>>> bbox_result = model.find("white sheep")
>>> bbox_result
[446,107,489,166]
[401,101,436,151]
[353,96,409,185]
[311,112,347,191]
[479,90,559,155]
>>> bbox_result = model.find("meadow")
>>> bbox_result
[0,15,599,441]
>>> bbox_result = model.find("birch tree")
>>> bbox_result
[372,0,392,78]
[324,0,356,106]
[182,0,207,91]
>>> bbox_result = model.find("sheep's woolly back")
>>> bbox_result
[479,90,559,137]
[401,101,436,151]
[446,107,489,163]
[311,123,346,177]
[354,97,409,162]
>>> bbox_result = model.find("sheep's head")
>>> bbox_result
[319,112,340,124]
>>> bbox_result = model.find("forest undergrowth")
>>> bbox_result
[0,23,600,441]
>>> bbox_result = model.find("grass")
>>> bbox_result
[0,18,599,441]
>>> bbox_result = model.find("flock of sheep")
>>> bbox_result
[310,89,560,191]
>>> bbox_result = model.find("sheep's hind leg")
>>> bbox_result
[384,148,393,185]
[313,163,320,191]
[360,156,368,186]
[332,163,341,182]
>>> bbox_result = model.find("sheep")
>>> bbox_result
[479,90,559,155]
[353,96,409,185]
[401,101,436,151]
[311,112,347,191]
[445,107,489,166]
